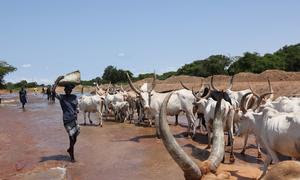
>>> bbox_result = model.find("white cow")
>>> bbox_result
[127,73,197,138]
[194,95,236,162]
[111,101,130,123]
[78,93,105,127]
[239,93,300,179]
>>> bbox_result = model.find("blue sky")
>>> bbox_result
[1,0,300,84]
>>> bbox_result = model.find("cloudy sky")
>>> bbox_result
[1,0,300,84]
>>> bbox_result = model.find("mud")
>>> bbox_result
[0,92,267,180]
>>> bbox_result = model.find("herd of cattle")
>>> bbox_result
[77,73,300,179]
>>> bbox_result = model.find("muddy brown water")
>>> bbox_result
[1,94,264,179]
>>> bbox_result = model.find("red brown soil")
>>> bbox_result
[1,70,300,179]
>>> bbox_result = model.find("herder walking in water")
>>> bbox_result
[19,87,27,109]
[52,76,80,162]
[46,86,51,101]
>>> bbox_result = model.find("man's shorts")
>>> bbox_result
[64,120,80,137]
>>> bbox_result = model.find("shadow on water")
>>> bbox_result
[232,151,263,165]
[39,155,71,162]
[79,123,100,127]
[228,170,255,180]
[112,134,157,143]
[182,144,210,161]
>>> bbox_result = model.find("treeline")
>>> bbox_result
[84,43,300,84]
[177,43,300,76]
[1,43,300,88]
[5,80,44,90]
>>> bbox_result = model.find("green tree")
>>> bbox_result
[177,55,232,77]
[102,65,133,84]
[0,61,17,88]
[275,44,300,71]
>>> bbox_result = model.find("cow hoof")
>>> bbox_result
[183,133,189,138]
[83,123,86,126]
[221,157,225,163]
[257,153,262,159]
[89,121,93,124]
[240,150,245,156]
[230,156,235,163]
[192,135,196,140]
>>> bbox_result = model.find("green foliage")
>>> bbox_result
[5,80,41,90]
[102,65,133,84]
[136,73,155,81]
[275,44,300,71]
[158,71,177,80]
[0,61,17,88]
[81,77,102,86]
[177,55,232,77]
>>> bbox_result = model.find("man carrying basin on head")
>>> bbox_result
[52,76,80,162]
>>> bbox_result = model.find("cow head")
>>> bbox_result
[238,92,272,136]
[126,73,156,110]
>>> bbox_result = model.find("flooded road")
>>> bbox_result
[1,94,263,179]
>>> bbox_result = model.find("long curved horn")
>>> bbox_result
[192,88,200,101]
[240,92,252,114]
[105,82,111,94]
[248,83,259,98]
[201,95,225,173]
[151,72,157,92]
[268,78,274,101]
[210,75,220,91]
[96,83,100,90]
[126,73,141,95]
[226,76,234,91]
[201,85,211,99]
[253,92,273,111]
[245,94,256,109]
[159,93,202,180]
[180,81,190,90]
[120,84,125,92]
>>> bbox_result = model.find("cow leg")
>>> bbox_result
[241,129,249,155]
[229,129,235,163]
[175,114,178,126]
[98,112,103,127]
[88,112,93,124]
[155,115,161,138]
[206,126,212,149]
[256,139,262,158]
[186,113,196,138]
[83,112,87,125]
[258,137,279,179]
[258,154,272,180]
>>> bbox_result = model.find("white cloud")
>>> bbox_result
[21,64,32,68]
[117,52,125,57]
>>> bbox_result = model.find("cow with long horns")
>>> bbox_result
[239,92,300,179]
[159,92,229,179]
[126,73,198,138]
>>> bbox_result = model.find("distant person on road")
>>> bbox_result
[33,87,38,95]
[52,76,80,162]
[51,90,56,102]
[19,87,27,108]
[41,87,45,94]
[46,86,51,101]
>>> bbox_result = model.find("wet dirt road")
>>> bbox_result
[0,94,263,180]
